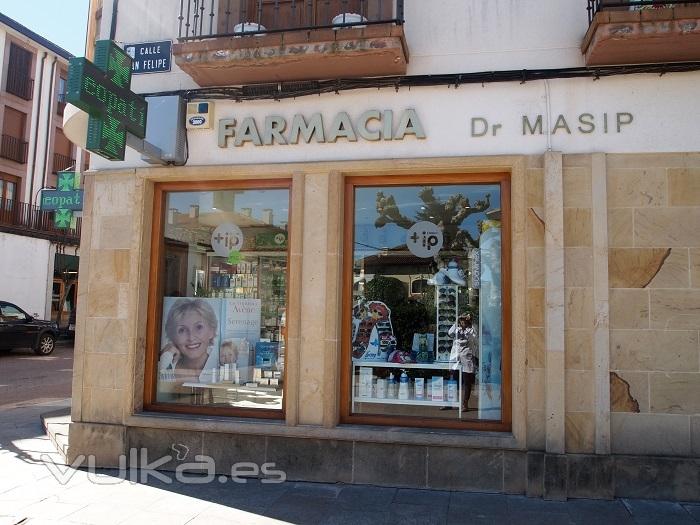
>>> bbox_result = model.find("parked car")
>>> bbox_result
[0,301,58,355]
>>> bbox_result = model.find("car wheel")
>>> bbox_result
[34,333,56,356]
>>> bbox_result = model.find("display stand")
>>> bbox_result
[435,283,458,362]
[351,360,462,418]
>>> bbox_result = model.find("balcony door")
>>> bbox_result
[0,173,19,218]
[6,44,33,100]
[220,0,391,32]
[1,108,27,164]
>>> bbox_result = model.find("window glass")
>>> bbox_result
[156,188,289,412]
[350,183,503,423]
[1,304,26,320]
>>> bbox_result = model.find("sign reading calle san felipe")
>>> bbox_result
[66,40,148,161]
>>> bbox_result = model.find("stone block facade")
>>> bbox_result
[607,154,700,460]
[69,154,700,501]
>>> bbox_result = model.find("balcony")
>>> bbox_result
[0,199,81,246]
[53,153,75,173]
[5,69,34,100]
[0,134,28,164]
[583,1,700,65]
[173,0,407,86]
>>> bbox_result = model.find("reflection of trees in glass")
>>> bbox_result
[375,187,491,250]
[364,276,430,350]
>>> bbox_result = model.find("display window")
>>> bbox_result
[341,174,511,430]
[145,180,290,418]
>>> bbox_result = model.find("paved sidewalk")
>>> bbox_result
[1,401,699,525]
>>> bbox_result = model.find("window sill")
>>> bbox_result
[125,411,520,450]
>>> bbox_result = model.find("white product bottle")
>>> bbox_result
[388,373,398,399]
[376,378,387,399]
[447,376,458,403]
[398,371,409,400]
[415,377,425,400]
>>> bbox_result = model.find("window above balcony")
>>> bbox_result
[173,0,408,86]
[582,1,700,66]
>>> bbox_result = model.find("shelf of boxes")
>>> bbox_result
[351,361,463,417]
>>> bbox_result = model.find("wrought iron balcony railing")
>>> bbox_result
[0,134,28,164]
[5,69,33,100]
[178,0,404,40]
[587,0,700,24]
[53,153,75,173]
[0,199,81,245]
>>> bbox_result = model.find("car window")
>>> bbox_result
[1,305,27,320]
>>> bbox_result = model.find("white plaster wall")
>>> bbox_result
[105,0,589,96]
[403,0,587,73]
[0,233,55,319]
[92,71,700,170]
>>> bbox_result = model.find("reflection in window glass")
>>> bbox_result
[156,188,289,412]
[350,183,503,422]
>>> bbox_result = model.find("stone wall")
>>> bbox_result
[68,154,700,500]
[607,154,700,457]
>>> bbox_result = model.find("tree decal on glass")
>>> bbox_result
[375,187,490,251]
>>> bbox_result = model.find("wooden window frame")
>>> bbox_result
[0,173,20,201]
[339,173,512,432]
[143,178,293,419]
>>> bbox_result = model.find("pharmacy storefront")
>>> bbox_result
[71,74,700,500]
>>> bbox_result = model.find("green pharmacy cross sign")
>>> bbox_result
[40,172,83,229]
[66,40,147,161]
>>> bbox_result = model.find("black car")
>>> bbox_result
[0,301,58,355]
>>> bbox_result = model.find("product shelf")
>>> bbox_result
[354,397,460,407]
[352,360,453,370]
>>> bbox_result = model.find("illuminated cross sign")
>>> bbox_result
[66,40,147,161]
[40,172,82,229]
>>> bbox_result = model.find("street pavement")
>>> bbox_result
[0,341,74,408]
[0,344,699,524]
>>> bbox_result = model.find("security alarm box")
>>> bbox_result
[186,101,213,129]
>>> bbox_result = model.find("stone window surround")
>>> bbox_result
[74,155,530,451]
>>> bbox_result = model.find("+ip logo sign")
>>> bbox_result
[211,223,244,258]
[406,221,443,258]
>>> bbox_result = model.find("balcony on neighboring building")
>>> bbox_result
[53,152,75,173]
[57,93,67,116]
[5,68,34,101]
[0,199,81,245]
[583,1,700,65]
[0,134,28,164]
[173,0,407,86]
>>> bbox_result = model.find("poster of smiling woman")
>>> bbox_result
[159,297,223,386]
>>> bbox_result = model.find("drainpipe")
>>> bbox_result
[28,52,47,205]
[39,57,58,194]
[109,0,119,40]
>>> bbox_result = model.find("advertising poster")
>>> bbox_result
[222,298,261,382]
[158,297,262,386]
[159,297,223,384]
